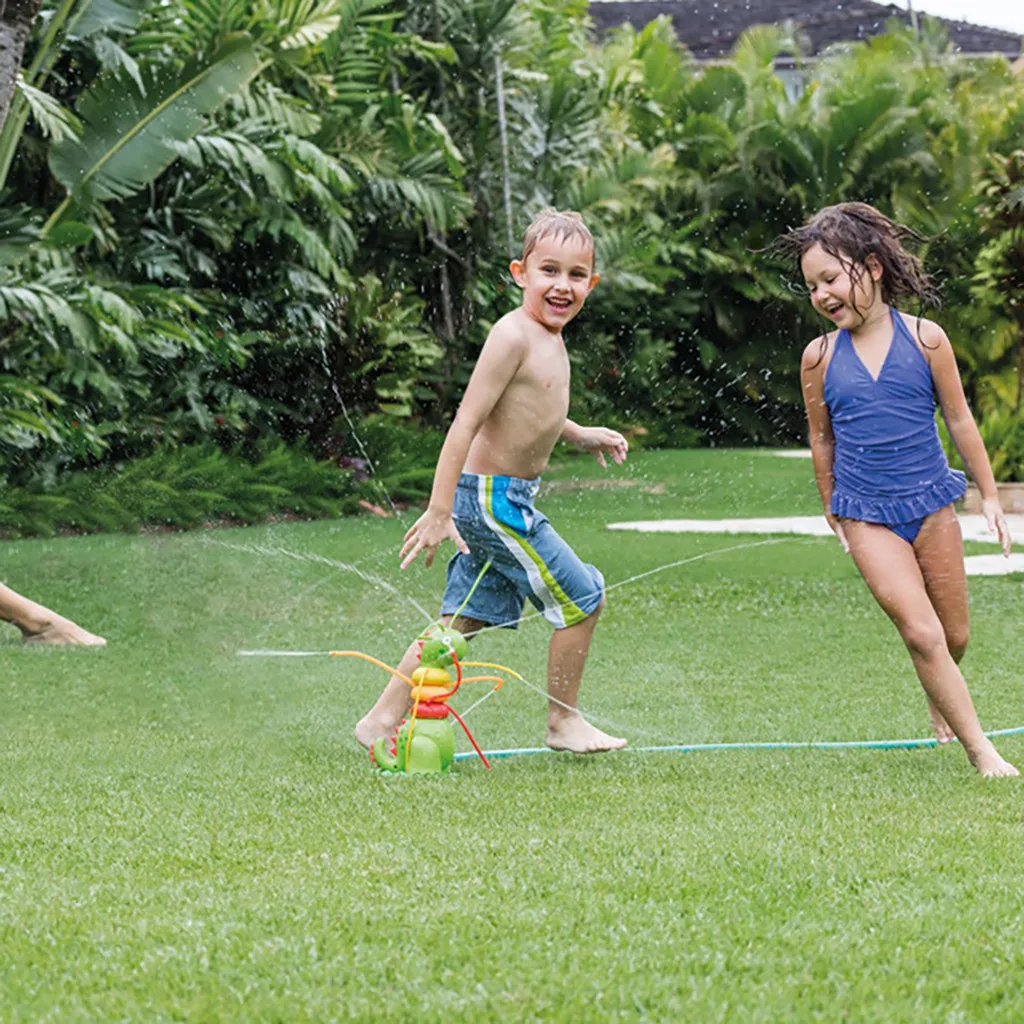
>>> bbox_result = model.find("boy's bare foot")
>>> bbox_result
[23,617,105,647]
[969,741,1019,778]
[927,699,955,744]
[547,712,627,753]
[355,712,401,750]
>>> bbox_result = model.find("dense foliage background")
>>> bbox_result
[1,0,1022,532]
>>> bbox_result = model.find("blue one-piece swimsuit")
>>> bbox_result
[824,308,966,544]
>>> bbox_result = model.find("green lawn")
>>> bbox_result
[3,449,1024,1021]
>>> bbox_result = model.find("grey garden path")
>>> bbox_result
[609,514,1024,577]
[609,448,1024,574]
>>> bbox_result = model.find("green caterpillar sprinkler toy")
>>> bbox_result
[333,625,515,774]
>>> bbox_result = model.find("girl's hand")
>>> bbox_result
[825,513,850,554]
[576,427,629,468]
[400,508,469,569]
[982,497,1012,558]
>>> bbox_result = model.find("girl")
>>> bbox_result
[774,202,1016,778]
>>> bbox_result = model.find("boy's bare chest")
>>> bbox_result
[518,344,570,398]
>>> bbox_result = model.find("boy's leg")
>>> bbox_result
[843,521,1016,777]
[0,583,106,646]
[354,615,488,748]
[914,507,969,745]
[545,597,627,753]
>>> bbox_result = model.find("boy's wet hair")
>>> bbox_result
[521,209,595,265]
[770,201,940,310]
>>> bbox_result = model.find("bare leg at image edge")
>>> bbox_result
[0,583,105,646]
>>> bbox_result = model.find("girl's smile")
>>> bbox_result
[801,242,886,331]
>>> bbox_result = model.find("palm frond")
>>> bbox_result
[48,35,263,217]
[177,131,292,199]
[17,77,82,143]
[0,204,42,266]
[279,1,342,50]
[70,0,148,39]
[228,82,322,136]
[91,36,145,95]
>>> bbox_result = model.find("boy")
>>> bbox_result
[355,210,628,754]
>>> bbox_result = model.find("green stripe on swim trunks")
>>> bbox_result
[484,476,589,628]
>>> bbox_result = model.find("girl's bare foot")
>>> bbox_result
[547,712,627,753]
[927,698,955,744]
[969,741,1019,778]
[23,617,105,646]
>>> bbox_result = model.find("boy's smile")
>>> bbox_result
[510,235,599,332]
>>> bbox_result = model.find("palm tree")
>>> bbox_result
[0,0,391,475]
[0,0,43,130]
[975,150,1024,413]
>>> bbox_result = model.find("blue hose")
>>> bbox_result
[452,724,1024,762]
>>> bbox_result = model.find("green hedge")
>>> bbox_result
[0,443,372,538]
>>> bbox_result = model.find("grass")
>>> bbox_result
[3,448,1024,1021]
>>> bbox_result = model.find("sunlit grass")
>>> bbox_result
[3,449,1023,1020]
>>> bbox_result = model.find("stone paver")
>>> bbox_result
[608,515,1024,576]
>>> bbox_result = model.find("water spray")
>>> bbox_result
[233,534,1024,769]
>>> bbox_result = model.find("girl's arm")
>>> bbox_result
[801,336,849,552]
[925,319,1011,556]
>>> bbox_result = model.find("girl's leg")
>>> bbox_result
[354,615,488,748]
[913,506,969,744]
[842,520,1016,777]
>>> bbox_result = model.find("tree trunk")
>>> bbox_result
[1016,336,1023,414]
[0,0,43,132]
[493,50,515,260]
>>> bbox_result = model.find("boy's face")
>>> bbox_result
[801,242,883,328]
[509,234,599,332]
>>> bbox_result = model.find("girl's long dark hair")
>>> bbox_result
[768,202,941,365]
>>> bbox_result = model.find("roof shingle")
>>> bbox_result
[588,0,1023,60]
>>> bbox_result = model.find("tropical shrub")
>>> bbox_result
[1,1,1023,500]
[0,442,364,536]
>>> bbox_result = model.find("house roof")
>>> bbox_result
[588,1,1023,61]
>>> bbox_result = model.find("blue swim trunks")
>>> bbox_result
[441,473,605,630]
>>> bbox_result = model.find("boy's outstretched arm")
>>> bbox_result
[561,419,629,468]
[400,326,526,569]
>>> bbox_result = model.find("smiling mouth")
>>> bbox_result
[547,297,571,311]
[823,302,844,316]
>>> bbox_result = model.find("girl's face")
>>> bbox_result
[800,242,884,329]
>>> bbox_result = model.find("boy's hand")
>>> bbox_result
[982,497,1012,558]
[576,427,629,468]
[400,507,470,569]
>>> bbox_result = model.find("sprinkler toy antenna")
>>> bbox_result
[332,623,519,775]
